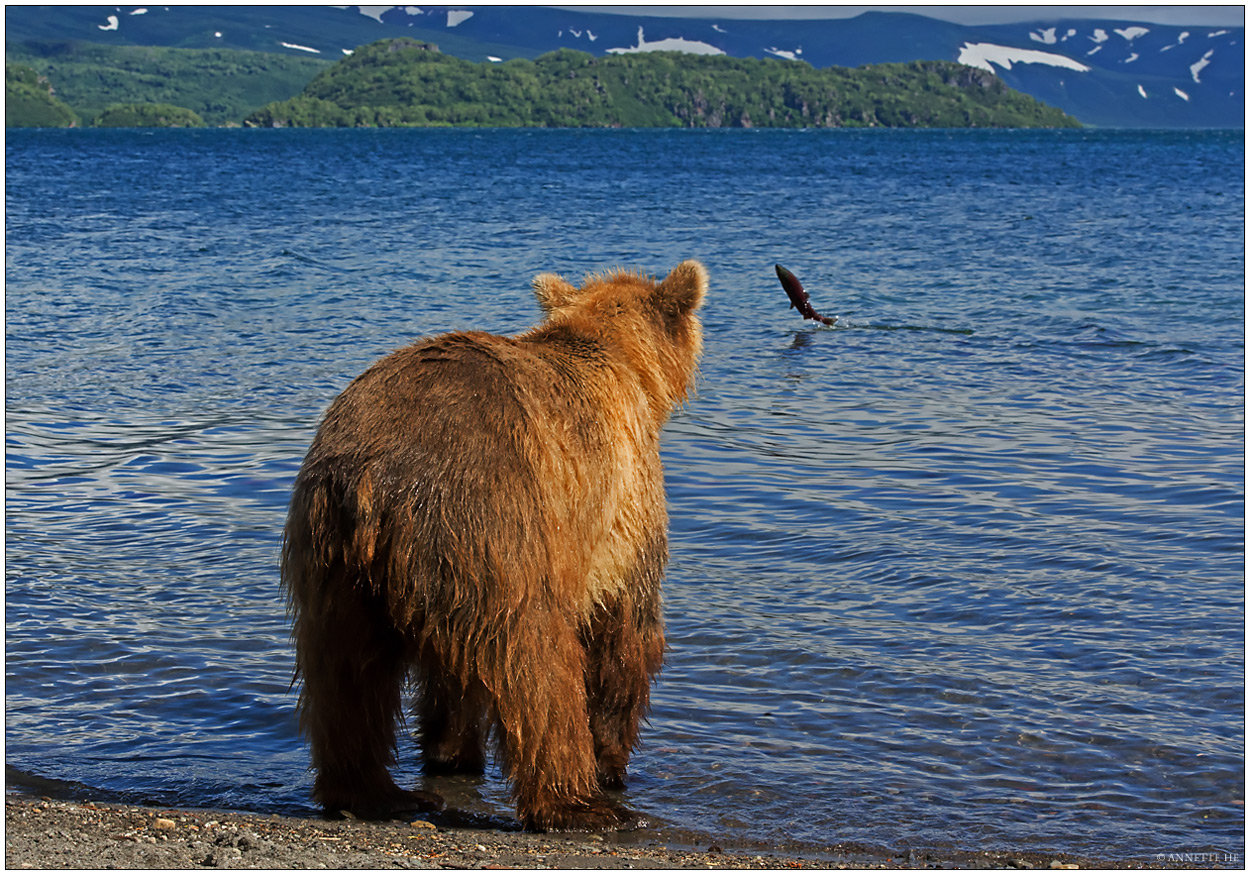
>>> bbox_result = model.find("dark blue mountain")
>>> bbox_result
[5,5,1242,127]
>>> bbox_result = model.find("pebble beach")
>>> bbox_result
[5,795,1200,870]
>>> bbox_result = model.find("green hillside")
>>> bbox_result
[5,36,1080,130]
[6,63,78,127]
[6,40,329,125]
[246,39,1080,129]
[93,103,206,128]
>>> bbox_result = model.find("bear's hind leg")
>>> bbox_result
[418,643,490,775]
[292,566,436,818]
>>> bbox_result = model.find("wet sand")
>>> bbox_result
[4,794,1196,870]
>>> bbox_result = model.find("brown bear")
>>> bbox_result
[281,260,706,831]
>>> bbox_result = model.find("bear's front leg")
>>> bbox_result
[582,588,666,790]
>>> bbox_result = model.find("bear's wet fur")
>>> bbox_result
[282,261,706,830]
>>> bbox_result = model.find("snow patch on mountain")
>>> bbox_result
[98,14,119,32]
[447,10,473,28]
[1138,84,1148,98]
[767,47,802,61]
[1115,26,1150,41]
[957,43,1090,74]
[350,6,394,24]
[1030,28,1057,45]
[1174,87,1190,101]
[607,27,724,56]
[1090,29,1109,44]
[1190,49,1214,82]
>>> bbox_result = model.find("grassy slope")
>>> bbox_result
[6,40,329,125]
[5,62,78,127]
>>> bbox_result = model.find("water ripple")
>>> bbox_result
[6,128,1243,858]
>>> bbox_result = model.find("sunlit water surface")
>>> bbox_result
[6,128,1243,861]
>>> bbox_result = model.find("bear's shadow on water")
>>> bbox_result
[372,773,519,831]
[385,772,655,835]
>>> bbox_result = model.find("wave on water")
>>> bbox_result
[4,127,1243,860]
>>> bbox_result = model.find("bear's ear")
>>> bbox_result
[652,260,708,318]
[532,273,579,312]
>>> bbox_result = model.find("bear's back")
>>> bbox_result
[309,329,638,471]
[290,325,664,618]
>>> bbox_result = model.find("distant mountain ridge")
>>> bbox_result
[4,5,1243,127]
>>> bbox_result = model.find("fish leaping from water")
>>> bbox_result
[774,264,835,326]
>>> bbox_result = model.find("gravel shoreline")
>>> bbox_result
[3,796,857,870]
[5,794,1208,870]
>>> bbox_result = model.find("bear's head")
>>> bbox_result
[530,261,707,421]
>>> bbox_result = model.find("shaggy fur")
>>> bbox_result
[281,261,706,831]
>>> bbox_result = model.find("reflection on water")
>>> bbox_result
[5,128,1244,859]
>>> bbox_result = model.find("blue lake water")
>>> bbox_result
[5,127,1244,862]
